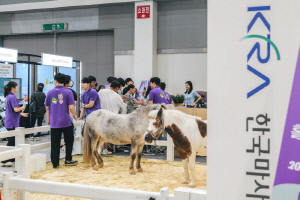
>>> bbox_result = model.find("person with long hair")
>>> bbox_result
[29,83,46,140]
[183,81,202,107]
[1,81,26,167]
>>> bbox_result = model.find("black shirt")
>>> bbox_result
[69,88,77,101]
[31,91,46,117]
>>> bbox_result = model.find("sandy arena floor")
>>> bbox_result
[22,155,206,200]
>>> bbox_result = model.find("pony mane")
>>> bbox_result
[148,109,202,121]
[131,104,174,117]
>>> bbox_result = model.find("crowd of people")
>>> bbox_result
[0,73,202,168]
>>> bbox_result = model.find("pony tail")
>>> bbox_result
[4,81,18,97]
[83,123,92,164]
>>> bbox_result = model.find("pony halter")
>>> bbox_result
[146,115,164,145]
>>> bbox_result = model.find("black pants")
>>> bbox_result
[2,127,16,163]
[50,125,74,167]
[30,116,44,137]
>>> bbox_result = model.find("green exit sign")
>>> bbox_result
[42,23,68,31]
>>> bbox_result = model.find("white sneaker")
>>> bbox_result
[35,137,40,141]
[102,149,112,155]
[2,162,13,167]
[26,137,34,141]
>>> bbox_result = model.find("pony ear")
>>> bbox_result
[157,107,163,118]
[161,104,166,110]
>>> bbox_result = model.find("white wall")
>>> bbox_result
[115,53,207,95]
[157,53,207,95]
[114,54,134,79]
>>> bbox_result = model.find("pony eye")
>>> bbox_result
[153,122,157,125]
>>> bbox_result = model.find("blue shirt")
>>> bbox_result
[5,93,20,129]
[82,88,101,115]
[184,91,200,106]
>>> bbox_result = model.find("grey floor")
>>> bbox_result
[0,133,206,172]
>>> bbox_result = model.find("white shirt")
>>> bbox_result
[98,89,127,114]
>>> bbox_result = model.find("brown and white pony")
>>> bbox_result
[144,107,207,188]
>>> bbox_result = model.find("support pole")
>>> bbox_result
[27,55,30,101]
[160,187,169,200]
[3,172,14,200]
[17,144,31,200]
[74,120,83,155]
[14,127,24,172]
[53,32,57,76]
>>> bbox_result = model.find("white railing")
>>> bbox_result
[0,121,206,200]
[0,120,84,154]
[1,143,206,200]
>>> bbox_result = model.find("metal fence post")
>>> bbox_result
[167,134,174,161]
[17,144,31,200]
[3,172,14,200]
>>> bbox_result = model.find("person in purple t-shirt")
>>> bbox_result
[160,82,174,105]
[45,73,78,168]
[1,81,27,167]
[148,77,166,105]
[78,77,101,120]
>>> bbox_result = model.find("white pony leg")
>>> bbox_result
[182,158,189,184]
[188,153,197,188]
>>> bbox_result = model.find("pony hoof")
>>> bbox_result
[189,183,196,188]
[182,180,189,184]
[99,164,104,168]
[137,168,143,172]
[92,165,99,171]
[130,171,136,175]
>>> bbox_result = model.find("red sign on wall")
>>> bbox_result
[137,5,150,19]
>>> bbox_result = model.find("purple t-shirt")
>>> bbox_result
[163,91,173,104]
[148,86,166,104]
[82,88,101,115]
[45,86,75,129]
[5,92,20,129]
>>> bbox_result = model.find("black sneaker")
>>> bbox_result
[158,149,165,155]
[143,149,156,155]
[65,160,78,166]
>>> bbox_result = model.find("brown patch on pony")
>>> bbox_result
[165,124,192,159]
[196,119,207,138]
[148,116,154,119]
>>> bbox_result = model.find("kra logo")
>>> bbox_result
[241,6,280,98]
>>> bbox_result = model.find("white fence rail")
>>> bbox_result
[0,120,204,200]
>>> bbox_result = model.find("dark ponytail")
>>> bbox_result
[4,81,17,97]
